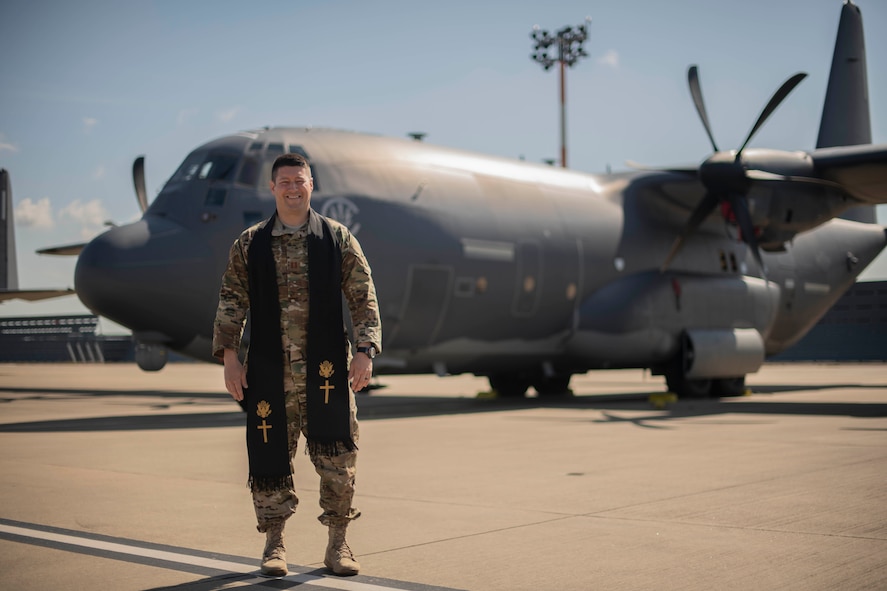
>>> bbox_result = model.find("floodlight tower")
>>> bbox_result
[530,17,591,168]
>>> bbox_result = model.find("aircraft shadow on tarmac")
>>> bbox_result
[139,569,447,591]
[142,573,259,591]
[0,382,884,433]
[141,570,354,591]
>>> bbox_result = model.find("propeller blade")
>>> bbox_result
[661,191,720,272]
[687,65,719,153]
[625,160,698,175]
[36,242,87,256]
[727,194,767,279]
[745,169,844,189]
[744,169,792,182]
[736,73,807,157]
[133,155,148,213]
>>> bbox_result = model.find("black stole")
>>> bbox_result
[244,210,353,493]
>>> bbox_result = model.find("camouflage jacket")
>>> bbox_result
[212,213,381,377]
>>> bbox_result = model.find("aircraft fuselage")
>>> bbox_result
[74,128,886,382]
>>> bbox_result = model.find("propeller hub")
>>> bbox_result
[662,65,805,279]
[699,151,750,194]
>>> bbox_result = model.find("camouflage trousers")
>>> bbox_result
[253,379,359,532]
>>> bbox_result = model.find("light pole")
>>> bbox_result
[530,18,591,168]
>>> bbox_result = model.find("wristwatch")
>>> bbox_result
[357,345,376,359]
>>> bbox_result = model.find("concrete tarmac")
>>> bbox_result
[0,362,885,591]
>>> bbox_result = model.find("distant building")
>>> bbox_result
[0,315,133,363]
[771,280,887,361]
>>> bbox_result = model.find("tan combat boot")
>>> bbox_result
[324,523,360,575]
[260,520,287,577]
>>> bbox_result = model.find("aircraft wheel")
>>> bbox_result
[532,375,573,397]
[135,343,168,372]
[664,370,711,398]
[488,374,530,398]
[711,376,746,397]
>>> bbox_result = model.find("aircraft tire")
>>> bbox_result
[532,375,573,397]
[710,376,746,397]
[135,343,168,372]
[664,370,711,398]
[489,374,530,398]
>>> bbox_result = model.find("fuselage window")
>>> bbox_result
[288,144,319,191]
[289,145,310,159]
[201,152,238,180]
[170,151,205,183]
[237,156,259,187]
[260,144,287,186]
[170,150,239,183]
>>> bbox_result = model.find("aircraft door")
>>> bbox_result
[512,241,542,317]
[391,265,453,349]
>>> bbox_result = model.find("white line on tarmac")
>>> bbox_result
[0,522,403,591]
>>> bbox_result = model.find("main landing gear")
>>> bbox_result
[663,366,748,399]
[487,373,573,398]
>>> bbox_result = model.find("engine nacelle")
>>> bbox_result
[682,328,764,379]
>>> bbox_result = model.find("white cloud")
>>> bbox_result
[59,198,109,239]
[177,108,199,126]
[83,117,98,133]
[597,49,619,69]
[0,133,18,152]
[15,197,55,229]
[93,164,106,180]
[216,107,240,123]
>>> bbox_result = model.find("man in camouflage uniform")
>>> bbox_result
[213,153,381,577]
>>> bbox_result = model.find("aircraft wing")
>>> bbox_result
[0,288,77,302]
[36,242,87,256]
[811,143,887,204]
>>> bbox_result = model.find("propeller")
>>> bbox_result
[133,155,148,213]
[661,65,808,278]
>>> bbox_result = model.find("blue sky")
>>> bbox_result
[1,0,886,328]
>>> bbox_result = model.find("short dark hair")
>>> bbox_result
[271,153,311,181]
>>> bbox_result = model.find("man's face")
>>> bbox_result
[270,165,313,224]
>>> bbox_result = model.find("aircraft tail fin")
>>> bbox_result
[0,171,77,302]
[817,1,875,224]
[0,169,18,291]
[817,1,870,149]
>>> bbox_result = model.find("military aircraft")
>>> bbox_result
[1,1,885,398]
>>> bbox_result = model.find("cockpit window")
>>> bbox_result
[170,150,239,183]
[237,156,259,186]
[290,145,319,191]
[289,145,309,159]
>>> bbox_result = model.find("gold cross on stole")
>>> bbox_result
[256,400,272,444]
[319,360,336,404]
[321,380,335,404]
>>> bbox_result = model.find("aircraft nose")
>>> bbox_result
[75,216,215,343]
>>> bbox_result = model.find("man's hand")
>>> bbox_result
[223,349,248,401]
[349,344,374,392]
